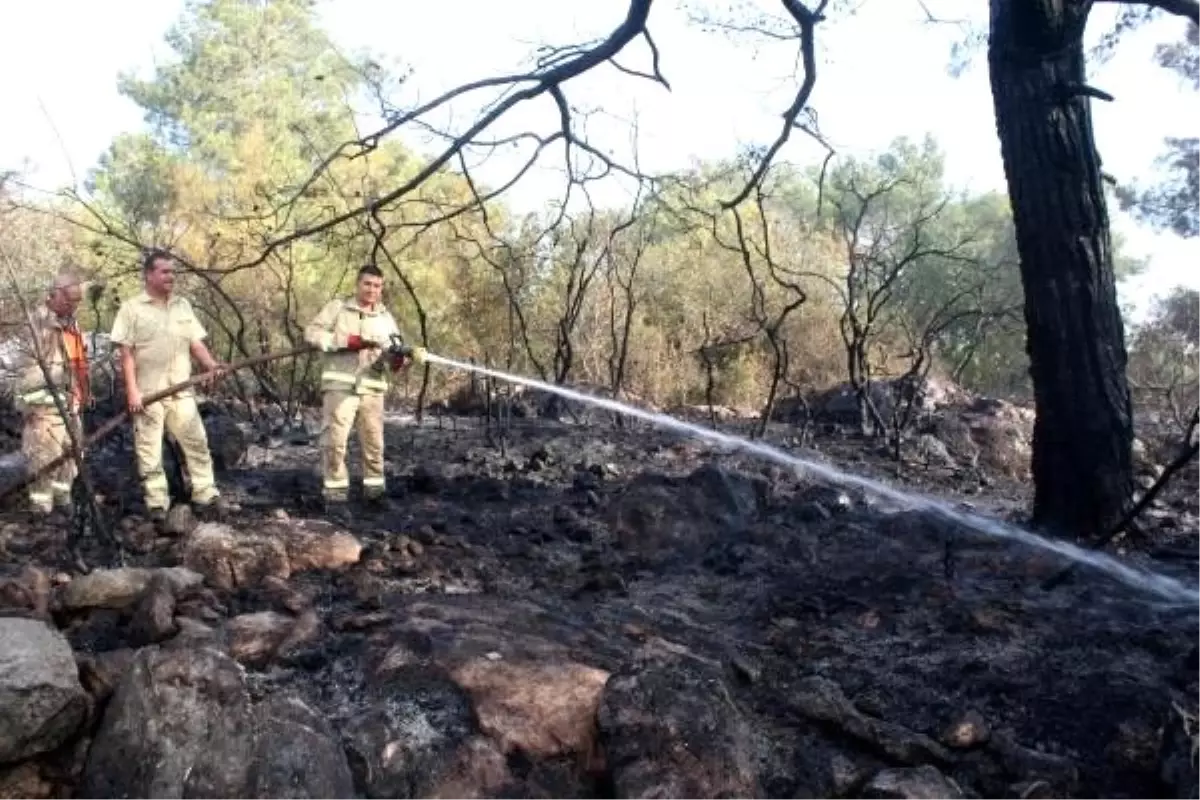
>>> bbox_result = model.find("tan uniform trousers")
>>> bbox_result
[320,390,385,499]
[21,408,80,512]
[133,395,218,511]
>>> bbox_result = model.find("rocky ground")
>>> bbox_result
[0,387,1197,799]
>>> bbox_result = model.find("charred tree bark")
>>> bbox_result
[988,0,1135,536]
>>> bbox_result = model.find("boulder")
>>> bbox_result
[56,566,203,612]
[342,665,511,798]
[0,618,89,764]
[597,655,760,798]
[181,521,363,592]
[246,695,355,798]
[81,646,353,798]
[182,523,290,591]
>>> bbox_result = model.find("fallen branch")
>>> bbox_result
[0,344,316,502]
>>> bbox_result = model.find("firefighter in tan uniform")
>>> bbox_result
[14,270,91,515]
[304,264,418,509]
[110,250,230,521]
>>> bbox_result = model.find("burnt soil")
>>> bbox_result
[1,402,1197,799]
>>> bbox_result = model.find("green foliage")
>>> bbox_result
[1127,285,1199,430]
[0,0,1159,419]
[1109,18,1198,239]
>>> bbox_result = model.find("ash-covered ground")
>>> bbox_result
[0,391,1196,799]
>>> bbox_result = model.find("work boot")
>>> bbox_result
[322,492,351,524]
[194,495,235,522]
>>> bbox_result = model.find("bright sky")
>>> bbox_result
[1,0,1196,320]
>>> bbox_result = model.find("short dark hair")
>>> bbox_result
[357,263,383,280]
[142,248,173,274]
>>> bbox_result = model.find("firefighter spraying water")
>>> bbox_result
[1,309,1193,606]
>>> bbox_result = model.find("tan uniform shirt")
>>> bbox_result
[110,291,207,396]
[303,298,400,395]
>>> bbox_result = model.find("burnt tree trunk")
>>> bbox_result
[988,0,1134,536]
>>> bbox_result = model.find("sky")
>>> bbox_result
[0,0,1196,320]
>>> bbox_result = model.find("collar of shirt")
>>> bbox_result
[343,298,385,315]
[136,290,185,308]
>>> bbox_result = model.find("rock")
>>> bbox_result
[597,655,760,798]
[77,648,137,705]
[0,618,89,764]
[126,574,178,646]
[80,646,256,797]
[0,566,51,619]
[940,709,990,749]
[56,566,203,611]
[916,433,956,468]
[684,463,765,521]
[342,665,505,798]
[225,609,319,667]
[0,762,53,799]
[426,736,513,799]
[246,694,355,798]
[82,646,352,797]
[182,522,290,591]
[862,765,964,799]
[261,575,313,614]
[609,468,764,566]
[449,657,609,759]
[263,518,363,572]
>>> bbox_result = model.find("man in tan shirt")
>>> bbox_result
[15,269,91,515]
[110,249,230,521]
[304,264,413,511]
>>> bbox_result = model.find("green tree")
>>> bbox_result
[1114,20,1198,238]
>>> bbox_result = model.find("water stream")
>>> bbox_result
[424,353,1199,607]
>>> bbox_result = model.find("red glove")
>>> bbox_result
[346,334,365,351]
[390,353,411,372]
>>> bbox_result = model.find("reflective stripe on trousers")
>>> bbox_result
[319,390,386,495]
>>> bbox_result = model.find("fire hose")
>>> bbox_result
[0,336,426,502]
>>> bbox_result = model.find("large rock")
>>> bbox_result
[81,646,353,798]
[929,397,1035,480]
[181,521,363,592]
[261,518,364,572]
[342,665,511,798]
[369,595,617,795]
[56,566,203,612]
[80,646,257,797]
[597,655,760,798]
[450,658,609,759]
[182,523,290,591]
[0,618,89,764]
[608,466,764,566]
[246,695,355,798]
